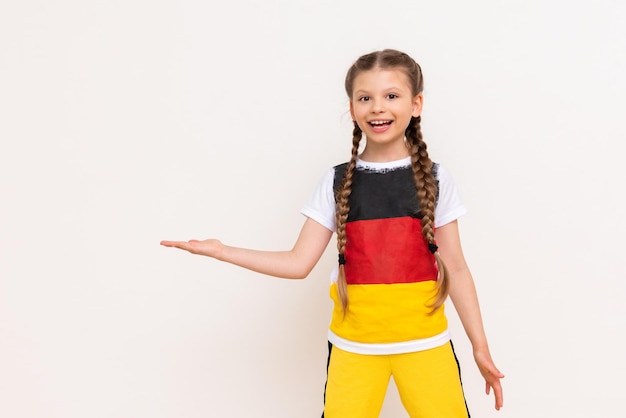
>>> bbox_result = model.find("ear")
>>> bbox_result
[349,101,355,121]
[412,93,424,118]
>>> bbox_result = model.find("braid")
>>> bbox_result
[406,116,450,311]
[335,121,362,313]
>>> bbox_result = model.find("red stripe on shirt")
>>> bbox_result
[344,216,438,285]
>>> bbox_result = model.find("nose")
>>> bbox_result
[370,99,385,114]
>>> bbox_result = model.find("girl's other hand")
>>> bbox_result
[160,239,224,259]
[473,349,505,410]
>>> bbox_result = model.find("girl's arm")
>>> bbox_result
[435,220,505,411]
[160,218,333,279]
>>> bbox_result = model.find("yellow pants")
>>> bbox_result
[323,342,469,418]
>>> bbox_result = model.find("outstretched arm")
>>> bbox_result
[435,220,505,410]
[161,217,334,280]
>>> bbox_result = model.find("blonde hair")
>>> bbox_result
[335,49,449,313]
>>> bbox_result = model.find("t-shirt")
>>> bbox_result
[301,157,467,355]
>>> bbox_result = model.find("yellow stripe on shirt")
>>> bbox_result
[329,281,448,344]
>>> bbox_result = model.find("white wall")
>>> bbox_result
[1,1,625,417]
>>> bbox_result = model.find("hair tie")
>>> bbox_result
[338,254,346,265]
[428,243,438,254]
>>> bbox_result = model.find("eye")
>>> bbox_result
[387,93,398,100]
[358,96,370,102]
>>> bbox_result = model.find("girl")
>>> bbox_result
[161,49,504,417]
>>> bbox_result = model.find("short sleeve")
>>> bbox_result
[434,165,467,228]
[301,168,337,232]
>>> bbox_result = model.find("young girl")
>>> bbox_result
[161,49,504,417]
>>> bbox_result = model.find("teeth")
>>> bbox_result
[370,120,390,125]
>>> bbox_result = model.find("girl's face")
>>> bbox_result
[350,68,423,161]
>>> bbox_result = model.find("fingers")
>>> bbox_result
[483,369,504,410]
[160,240,194,252]
[492,366,505,379]
[477,359,504,410]
[160,240,186,248]
[492,380,504,410]
[160,238,223,259]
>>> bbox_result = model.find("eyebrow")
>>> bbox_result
[353,86,403,95]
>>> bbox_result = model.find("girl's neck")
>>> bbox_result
[359,142,411,163]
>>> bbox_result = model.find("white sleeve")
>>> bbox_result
[300,168,337,232]
[434,164,467,228]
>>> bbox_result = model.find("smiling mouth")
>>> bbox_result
[369,120,392,127]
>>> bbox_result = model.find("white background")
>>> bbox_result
[1,1,625,417]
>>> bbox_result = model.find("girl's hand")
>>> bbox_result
[159,219,333,279]
[160,239,224,259]
[473,349,505,410]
